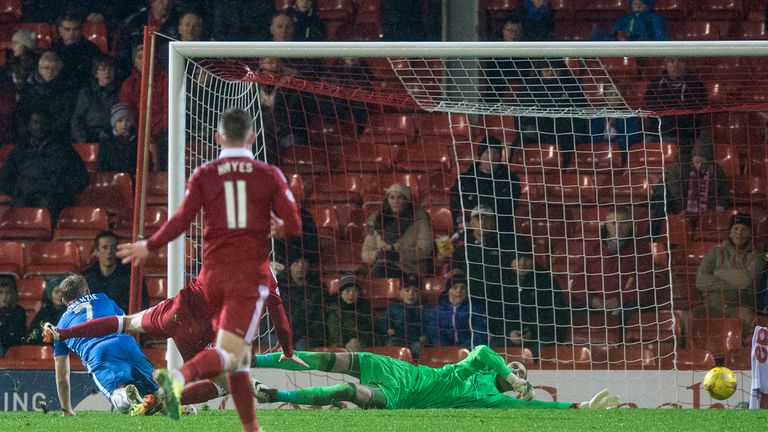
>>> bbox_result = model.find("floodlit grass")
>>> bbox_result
[2,408,768,432]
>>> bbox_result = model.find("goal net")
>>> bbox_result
[167,41,768,409]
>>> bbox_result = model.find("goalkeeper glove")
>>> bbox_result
[579,389,620,409]
[506,374,535,401]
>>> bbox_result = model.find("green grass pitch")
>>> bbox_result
[2,408,768,432]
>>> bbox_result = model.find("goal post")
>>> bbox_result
[165,40,768,406]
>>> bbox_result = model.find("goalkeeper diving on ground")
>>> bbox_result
[252,345,620,410]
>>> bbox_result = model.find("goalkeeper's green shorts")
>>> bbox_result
[357,352,418,409]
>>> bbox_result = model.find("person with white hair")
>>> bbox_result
[6,28,39,94]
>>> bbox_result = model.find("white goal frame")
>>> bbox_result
[166,40,768,373]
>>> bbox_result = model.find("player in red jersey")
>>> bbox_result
[117,108,302,431]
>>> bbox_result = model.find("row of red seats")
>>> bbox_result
[0,344,167,369]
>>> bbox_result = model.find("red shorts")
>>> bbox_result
[140,280,216,361]
[205,276,277,344]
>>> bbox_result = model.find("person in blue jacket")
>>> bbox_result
[612,0,668,41]
[427,277,487,348]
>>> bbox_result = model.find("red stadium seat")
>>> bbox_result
[419,346,470,368]
[665,212,693,246]
[111,207,168,239]
[417,112,471,140]
[145,171,168,206]
[24,240,81,277]
[145,276,167,300]
[0,207,52,240]
[396,138,452,172]
[310,204,341,239]
[318,238,363,273]
[693,210,736,241]
[565,205,609,240]
[510,143,563,175]
[316,0,356,21]
[517,173,544,202]
[285,172,305,203]
[307,116,356,146]
[338,142,399,172]
[571,142,622,173]
[544,172,598,205]
[53,207,109,240]
[0,0,22,23]
[731,20,767,39]
[596,344,660,370]
[671,272,701,310]
[492,346,536,365]
[0,22,55,49]
[280,145,332,174]
[600,56,640,83]
[654,0,689,18]
[364,277,401,309]
[311,174,365,204]
[602,172,655,205]
[143,246,168,277]
[0,240,24,278]
[422,275,446,305]
[689,0,743,20]
[626,141,679,171]
[82,20,108,53]
[555,20,603,41]
[16,276,45,312]
[732,176,767,207]
[725,348,752,370]
[76,172,133,212]
[624,311,681,343]
[713,142,741,178]
[689,317,743,357]
[568,313,622,344]
[539,345,592,370]
[363,346,414,363]
[479,114,517,144]
[362,172,421,205]
[662,348,716,370]
[670,241,719,268]
[360,113,417,146]
[571,0,626,20]
[72,143,100,174]
[668,20,724,40]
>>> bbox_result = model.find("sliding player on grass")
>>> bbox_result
[52,274,160,416]
[252,345,620,410]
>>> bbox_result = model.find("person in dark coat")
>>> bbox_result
[501,252,569,357]
[326,276,372,351]
[52,11,103,89]
[0,276,26,357]
[71,55,120,143]
[27,276,68,344]
[275,257,326,349]
[450,136,520,236]
[0,110,88,223]
[376,277,427,358]
[289,0,324,41]
[97,103,138,174]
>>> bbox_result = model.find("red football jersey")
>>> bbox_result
[146,148,301,288]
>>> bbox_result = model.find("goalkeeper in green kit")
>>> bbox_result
[252,345,619,410]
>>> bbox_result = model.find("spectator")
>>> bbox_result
[0,276,26,357]
[270,11,295,42]
[4,29,39,97]
[52,10,103,90]
[16,51,78,139]
[289,0,324,41]
[482,15,533,104]
[319,57,370,134]
[450,136,520,236]
[694,213,764,336]
[426,277,486,347]
[612,0,668,41]
[573,206,655,321]
[177,9,206,41]
[376,276,427,358]
[654,138,731,216]
[117,0,179,76]
[256,56,308,163]
[0,110,88,223]
[98,103,138,174]
[71,55,121,143]
[515,58,591,167]
[82,231,148,313]
[27,276,68,344]
[327,276,372,351]
[362,183,434,279]
[274,257,326,349]
[520,0,555,41]
[212,0,274,41]
[272,203,319,270]
[643,57,708,158]
[451,204,531,346]
[501,252,568,357]
[119,44,169,171]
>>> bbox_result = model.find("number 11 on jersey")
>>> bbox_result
[224,180,247,228]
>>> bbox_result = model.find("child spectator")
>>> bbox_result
[27,276,67,344]
[427,277,486,347]
[376,277,427,358]
[71,56,120,143]
[612,0,668,41]
[361,183,433,279]
[289,0,324,41]
[0,276,26,357]
[98,103,138,174]
[327,276,372,351]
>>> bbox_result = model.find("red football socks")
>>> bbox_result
[228,371,259,432]
[57,316,120,340]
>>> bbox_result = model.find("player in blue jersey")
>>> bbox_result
[53,274,159,416]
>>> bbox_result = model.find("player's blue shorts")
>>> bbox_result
[86,335,158,398]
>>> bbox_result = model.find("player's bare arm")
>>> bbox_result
[54,355,76,416]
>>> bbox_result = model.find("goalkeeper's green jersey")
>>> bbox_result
[358,345,574,410]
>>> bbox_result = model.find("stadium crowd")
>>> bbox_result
[1,0,768,373]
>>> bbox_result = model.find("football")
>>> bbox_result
[702,366,737,400]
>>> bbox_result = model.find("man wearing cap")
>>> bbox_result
[450,136,519,237]
[694,213,766,336]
